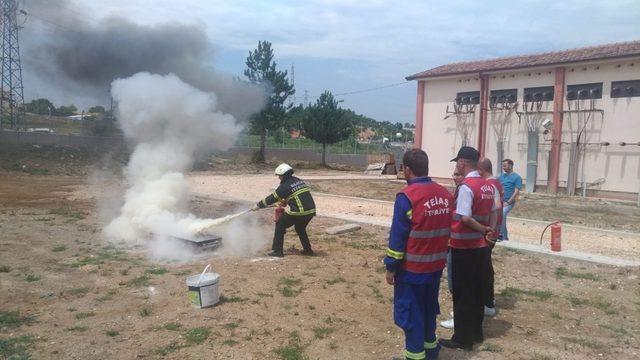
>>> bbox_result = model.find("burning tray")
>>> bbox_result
[173,235,222,252]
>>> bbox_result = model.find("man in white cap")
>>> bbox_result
[256,163,316,257]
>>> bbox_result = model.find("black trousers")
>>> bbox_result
[484,246,495,308]
[272,213,314,253]
[451,247,490,346]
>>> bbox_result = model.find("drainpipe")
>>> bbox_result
[548,67,566,193]
[478,74,489,156]
[414,80,425,149]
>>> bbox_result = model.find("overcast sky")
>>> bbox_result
[23,0,640,123]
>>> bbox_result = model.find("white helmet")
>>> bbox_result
[275,163,293,176]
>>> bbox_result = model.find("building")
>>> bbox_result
[407,40,640,200]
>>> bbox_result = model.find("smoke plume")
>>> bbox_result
[23,0,264,121]
[104,72,269,260]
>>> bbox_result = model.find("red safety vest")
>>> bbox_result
[450,177,494,249]
[487,177,504,237]
[400,182,453,273]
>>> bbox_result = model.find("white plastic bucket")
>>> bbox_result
[186,264,220,308]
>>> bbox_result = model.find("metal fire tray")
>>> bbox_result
[174,235,222,252]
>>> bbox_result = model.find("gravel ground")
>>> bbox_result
[188,171,640,262]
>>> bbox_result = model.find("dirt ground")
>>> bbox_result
[1,166,639,360]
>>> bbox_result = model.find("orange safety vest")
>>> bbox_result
[400,182,453,273]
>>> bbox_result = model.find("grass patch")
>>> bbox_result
[555,266,599,281]
[184,327,210,344]
[256,292,274,298]
[0,265,10,273]
[367,284,385,303]
[24,274,40,282]
[326,277,346,285]
[156,342,184,356]
[145,267,168,275]
[75,312,95,320]
[0,334,37,359]
[222,339,238,346]
[139,306,152,317]
[69,287,90,296]
[219,295,248,304]
[52,245,67,252]
[599,324,628,336]
[566,296,617,314]
[65,326,88,332]
[105,330,119,337]
[49,207,86,220]
[278,276,303,298]
[0,311,34,328]
[312,326,334,339]
[223,322,240,330]
[274,333,307,360]
[551,312,562,320]
[479,343,503,352]
[128,275,150,287]
[500,287,553,301]
[162,322,182,331]
[560,336,604,350]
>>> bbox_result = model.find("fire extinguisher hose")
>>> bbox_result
[540,221,559,245]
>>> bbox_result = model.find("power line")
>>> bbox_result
[334,81,410,96]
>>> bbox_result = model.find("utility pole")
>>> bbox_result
[0,0,25,130]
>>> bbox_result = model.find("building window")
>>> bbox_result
[566,83,602,100]
[524,86,554,102]
[611,80,640,98]
[489,89,517,106]
[455,91,480,105]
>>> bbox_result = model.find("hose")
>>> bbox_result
[539,221,559,245]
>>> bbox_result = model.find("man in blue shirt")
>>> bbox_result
[498,159,522,241]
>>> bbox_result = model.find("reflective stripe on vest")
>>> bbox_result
[452,213,490,222]
[405,251,448,262]
[409,228,451,239]
[451,231,484,240]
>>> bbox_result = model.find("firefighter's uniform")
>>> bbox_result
[384,177,453,360]
[258,169,316,256]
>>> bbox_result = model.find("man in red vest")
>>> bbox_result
[439,147,497,351]
[384,149,453,360]
[478,157,503,317]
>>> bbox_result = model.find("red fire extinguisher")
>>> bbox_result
[274,202,286,223]
[540,221,562,252]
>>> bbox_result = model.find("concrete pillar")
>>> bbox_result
[549,67,566,193]
[414,80,425,149]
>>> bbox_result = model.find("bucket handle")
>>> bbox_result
[196,264,212,286]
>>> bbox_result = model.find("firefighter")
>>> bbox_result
[256,163,316,257]
[439,147,497,351]
[384,149,453,360]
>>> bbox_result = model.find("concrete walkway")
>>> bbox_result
[319,210,640,267]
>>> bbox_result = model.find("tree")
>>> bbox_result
[54,105,77,117]
[244,40,295,162]
[303,91,353,165]
[24,98,54,115]
[88,105,106,114]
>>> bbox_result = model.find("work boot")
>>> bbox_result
[267,251,284,257]
[425,343,441,360]
[484,306,496,317]
[438,338,472,351]
[300,249,315,256]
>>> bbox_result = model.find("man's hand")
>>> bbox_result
[385,271,395,285]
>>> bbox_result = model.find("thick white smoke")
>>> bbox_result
[103,72,263,259]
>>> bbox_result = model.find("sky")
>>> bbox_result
[20,0,640,124]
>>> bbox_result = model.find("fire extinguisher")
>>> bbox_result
[540,221,562,252]
[274,202,286,223]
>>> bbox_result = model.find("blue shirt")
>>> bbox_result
[499,172,523,201]
[384,176,437,284]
